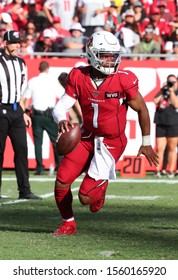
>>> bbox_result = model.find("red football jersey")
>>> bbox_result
[65,66,139,138]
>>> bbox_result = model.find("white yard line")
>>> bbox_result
[1,175,172,206]
[2,177,178,184]
[73,195,160,201]
[0,187,79,206]
[0,186,161,206]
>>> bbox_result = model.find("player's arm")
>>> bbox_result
[52,93,76,132]
[127,92,151,135]
[127,92,159,167]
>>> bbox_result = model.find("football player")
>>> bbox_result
[52,30,159,235]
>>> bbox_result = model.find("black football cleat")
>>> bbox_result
[18,193,42,200]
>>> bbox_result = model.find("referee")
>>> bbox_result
[0,30,41,200]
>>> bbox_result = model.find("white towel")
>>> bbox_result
[88,137,116,181]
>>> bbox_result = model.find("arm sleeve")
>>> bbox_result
[52,93,76,124]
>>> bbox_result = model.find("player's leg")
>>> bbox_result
[78,174,108,213]
[78,134,127,212]
[53,141,92,235]
[53,180,76,235]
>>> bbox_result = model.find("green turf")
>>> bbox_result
[0,171,178,260]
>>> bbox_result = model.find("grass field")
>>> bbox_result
[0,170,178,260]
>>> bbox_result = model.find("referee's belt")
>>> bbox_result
[0,102,20,110]
[33,108,53,116]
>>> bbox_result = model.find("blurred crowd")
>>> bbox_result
[0,0,177,59]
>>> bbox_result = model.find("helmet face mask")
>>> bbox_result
[86,31,121,75]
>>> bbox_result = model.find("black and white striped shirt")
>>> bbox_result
[0,51,27,104]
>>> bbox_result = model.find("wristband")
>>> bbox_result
[142,135,151,146]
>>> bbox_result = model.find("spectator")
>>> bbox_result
[25,21,40,41]
[164,40,174,56]
[0,12,18,31]
[23,61,63,175]
[168,13,178,37]
[120,0,138,16]
[43,0,78,30]
[76,0,111,37]
[43,16,70,51]
[20,35,36,56]
[62,22,88,55]
[141,0,152,16]
[110,0,123,22]
[3,0,29,31]
[133,1,148,25]
[168,41,178,60]
[164,39,178,59]
[156,0,174,22]
[104,1,120,34]
[34,29,59,58]
[117,23,140,55]
[141,7,171,50]
[132,25,161,60]
[27,1,50,33]
[118,9,140,35]
[150,0,176,18]
[153,74,178,178]
[170,26,178,42]
[19,39,31,58]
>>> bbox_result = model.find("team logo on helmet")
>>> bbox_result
[87,36,93,48]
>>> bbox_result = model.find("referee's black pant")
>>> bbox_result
[0,103,31,196]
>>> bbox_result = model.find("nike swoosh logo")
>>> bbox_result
[105,145,116,149]
[133,79,137,84]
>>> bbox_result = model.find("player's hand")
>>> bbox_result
[58,120,74,133]
[137,146,159,167]
[23,113,31,127]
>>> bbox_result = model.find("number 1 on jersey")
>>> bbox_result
[92,103,99,128]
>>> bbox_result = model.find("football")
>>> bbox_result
[56,123,81,156]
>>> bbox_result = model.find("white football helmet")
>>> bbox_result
[86,31,121,75]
